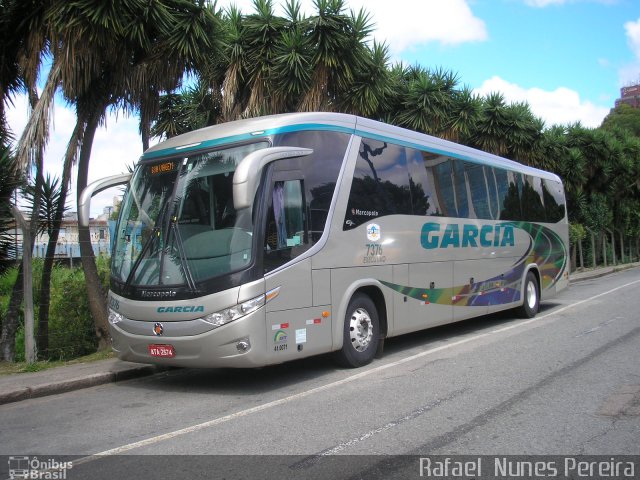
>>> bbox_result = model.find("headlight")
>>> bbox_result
[108,308,124,325]
[202,294,264,328]
[201,287,280,329]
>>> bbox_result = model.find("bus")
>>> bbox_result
[79,112,569,369]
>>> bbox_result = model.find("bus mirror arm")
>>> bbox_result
[78,173,132,227]
[233,147,313,210]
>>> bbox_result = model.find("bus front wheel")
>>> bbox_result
[335,293,379,368]
[517,271,540,318]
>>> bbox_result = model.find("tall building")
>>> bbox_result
[615,84,640,109]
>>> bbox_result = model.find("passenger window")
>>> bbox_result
[452,160,469,218]
[500,172,523,221]
[521,175,546,222]
[542,179,566,223]
[344,139,412,229]
[406,148,442,216]
[264,179,307,272]
[465,162,491,220]
[433,160,457,217]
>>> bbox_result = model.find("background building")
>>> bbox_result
[615,83,640,109]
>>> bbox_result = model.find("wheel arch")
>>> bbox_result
[332,281,388,351]
[521,264,541,304]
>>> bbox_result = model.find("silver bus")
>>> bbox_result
[80,113,569,368]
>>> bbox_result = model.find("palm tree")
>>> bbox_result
[394,67,459,136]
[470,92,511,157]
[242,0,288,117]
[271,0,313,112]
[16,0,223,350]
[0,141,25,361]
[504,102,545,166]
[336,41,392,118]
[445,86,481,144]
[299,0,373,112]
[22,173,68,358]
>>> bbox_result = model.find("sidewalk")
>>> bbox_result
[568,261,640,282]
[0,263,638,406]
[0,358,162,405]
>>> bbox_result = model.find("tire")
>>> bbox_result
[335,293,379,368]
[517,271,540,318]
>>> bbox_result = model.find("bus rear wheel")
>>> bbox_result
[335,293,379,368]
[517,271,540,318]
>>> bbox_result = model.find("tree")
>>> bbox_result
[0,141,25,361]
[17,0,223,350]
[394,67,458,137]
[22,173,68,358]
[299,0,373,112]
[601,103,640,137]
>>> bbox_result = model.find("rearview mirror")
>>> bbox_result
[78,173,132,227]
[233,147,313,210]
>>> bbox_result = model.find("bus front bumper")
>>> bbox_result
[109,308,270,368]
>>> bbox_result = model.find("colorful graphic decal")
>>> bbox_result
[274,329,288,343]
[380,222,567,308]
[273,329,288,352]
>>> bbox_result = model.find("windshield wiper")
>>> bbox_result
[123,200,170,291]
[169,219,197,293]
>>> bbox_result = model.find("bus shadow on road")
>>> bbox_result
[125,302,563,396]
[381,301,562,358]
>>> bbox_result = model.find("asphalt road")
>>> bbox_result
[1,269,639,479]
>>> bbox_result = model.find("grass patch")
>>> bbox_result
[0,349,115,376]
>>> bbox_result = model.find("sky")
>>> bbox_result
[6,0,640,216]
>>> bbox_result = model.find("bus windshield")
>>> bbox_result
[112,142,268,287]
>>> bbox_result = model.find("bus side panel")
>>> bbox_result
[265,306,333,363]
[391,264,409,337]
[403,261,453,334]
[264,258,333,362]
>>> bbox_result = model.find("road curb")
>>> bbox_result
[0,364,160,406]
[570,263,640,283]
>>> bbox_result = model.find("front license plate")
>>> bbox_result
[148,344,175,358]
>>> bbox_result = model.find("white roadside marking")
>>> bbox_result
[76,277,640,462]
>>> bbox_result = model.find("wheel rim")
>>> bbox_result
[349,307,373,352]
[526,279,537,309]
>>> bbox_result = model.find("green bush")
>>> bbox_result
[2,256,111,362]
[46,263,99,360]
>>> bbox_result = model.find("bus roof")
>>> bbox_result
[142,112,562,183]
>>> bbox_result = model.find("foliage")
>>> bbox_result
[569,223,586,246]
[0,142,24,273]
[21,173,68,237]
[3,258,110,362]
[601,104,640,137]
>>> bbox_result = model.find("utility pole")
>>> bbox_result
[10,205,36,363]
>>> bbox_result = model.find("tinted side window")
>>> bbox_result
[406,148,442,216]
[493,168,509,219]
[452,160,469,218]
[542,179,566,223]
[273,130,349,241]
[465,162,491,220]
[521,175,546,222]
[500,172,523,221]
[344,139,412,229]
[485,167,501,220]
[433,159,457,217]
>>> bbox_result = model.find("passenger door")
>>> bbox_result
[262,171,332,360]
